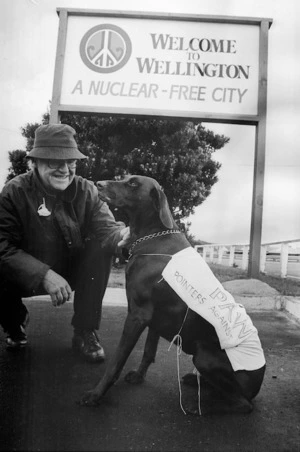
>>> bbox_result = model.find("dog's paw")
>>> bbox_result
[76,390,102,407]
[124,370,144,384]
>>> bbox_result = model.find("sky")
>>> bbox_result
[1,0,300,246]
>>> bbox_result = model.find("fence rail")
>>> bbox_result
[195,239,300,279]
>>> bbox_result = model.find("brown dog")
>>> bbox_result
[79,175,265,415]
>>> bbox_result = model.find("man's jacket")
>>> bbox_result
[0,170,123,293]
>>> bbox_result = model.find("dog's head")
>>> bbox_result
[97,175,175,229]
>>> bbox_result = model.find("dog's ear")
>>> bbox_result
[150,187,174,229]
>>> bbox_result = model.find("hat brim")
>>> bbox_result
[27,147,87,160]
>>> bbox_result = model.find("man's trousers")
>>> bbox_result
[0,241,113,332]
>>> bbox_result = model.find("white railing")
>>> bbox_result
[195,239,300,279]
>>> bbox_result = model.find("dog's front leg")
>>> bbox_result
[78,313,148,406]
[125,327,160,384]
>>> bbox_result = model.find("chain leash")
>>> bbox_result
[128,229,182,258]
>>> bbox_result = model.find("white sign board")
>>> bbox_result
[60,15,260,117]
[51,10,272,278]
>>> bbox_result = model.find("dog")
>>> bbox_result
[79,175,266,415]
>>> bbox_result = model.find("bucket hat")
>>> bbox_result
[27,124,87,160]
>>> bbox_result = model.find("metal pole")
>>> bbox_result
[50,9,68,124]
[248,20,270,278]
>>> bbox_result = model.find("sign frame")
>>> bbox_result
[50,8,273,278]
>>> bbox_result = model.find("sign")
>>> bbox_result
[60,15,260,117]
[51,9,272,279]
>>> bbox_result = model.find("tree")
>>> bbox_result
[60,114,229,223]
[6,150,28,182]
[5,118,50,182]
[6,113,229,225]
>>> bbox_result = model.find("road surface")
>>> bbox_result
[0,292,300,451]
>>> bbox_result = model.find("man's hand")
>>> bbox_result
[42,269,72,306]
[117,226,131,248]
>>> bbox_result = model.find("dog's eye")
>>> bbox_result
[127,179,138,188]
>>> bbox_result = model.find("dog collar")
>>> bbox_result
[128,229,182,259]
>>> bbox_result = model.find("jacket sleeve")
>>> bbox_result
[88,185,125,253]
[0,187,50,293]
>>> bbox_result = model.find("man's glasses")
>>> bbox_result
[47,159,77,169]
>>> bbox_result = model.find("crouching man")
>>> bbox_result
[0,123,130,362]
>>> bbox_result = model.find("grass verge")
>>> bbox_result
[209,263,300,296]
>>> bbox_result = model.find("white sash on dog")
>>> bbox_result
[162,247,265,371]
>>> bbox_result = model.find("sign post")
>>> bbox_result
[50,9,272,278]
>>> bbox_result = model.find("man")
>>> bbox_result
[0,123,130,362]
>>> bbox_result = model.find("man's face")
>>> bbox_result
[36,159,77,192]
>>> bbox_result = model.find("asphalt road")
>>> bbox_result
[0,296,300,452]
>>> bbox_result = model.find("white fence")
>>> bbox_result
[195,239,300,279]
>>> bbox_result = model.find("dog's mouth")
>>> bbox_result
[97,190,117,204]
[98,192,113,202]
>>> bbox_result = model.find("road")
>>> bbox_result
[0,293,300,452]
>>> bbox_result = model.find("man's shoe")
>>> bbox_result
[5,312,29,349]
[6,326,28,349]
[72,329,105,363]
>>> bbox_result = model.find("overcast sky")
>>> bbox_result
[1,0,300,245]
